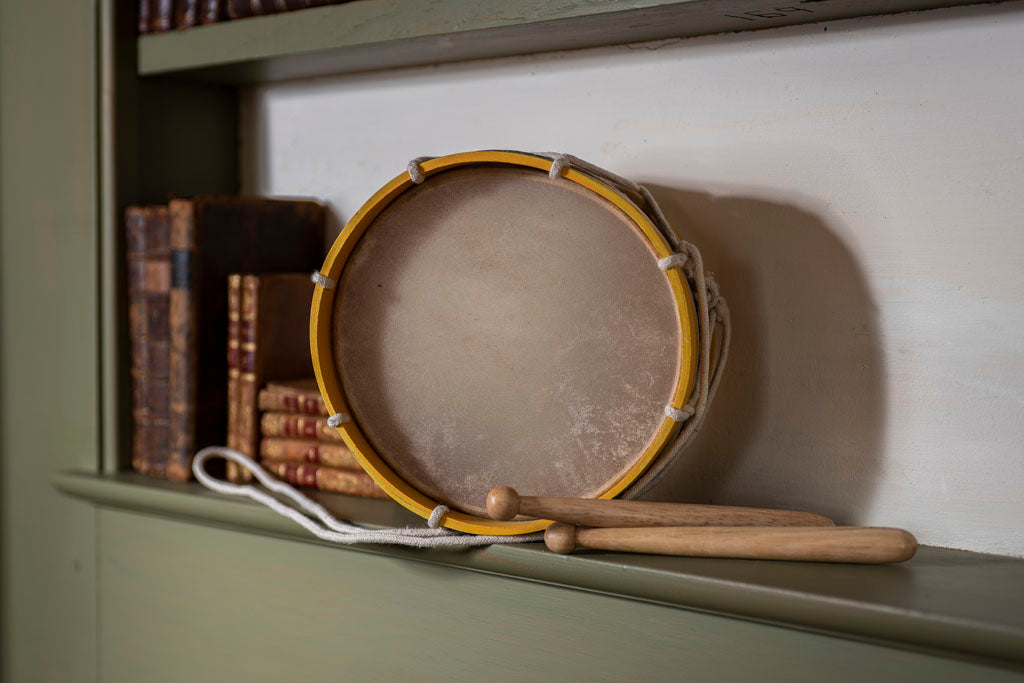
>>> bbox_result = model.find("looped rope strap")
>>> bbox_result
[193,448,543,548]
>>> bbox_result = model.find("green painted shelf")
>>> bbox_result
[137,0,999,83]
[54,470,1024,669]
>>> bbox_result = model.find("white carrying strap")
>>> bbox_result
[193,448,543,548]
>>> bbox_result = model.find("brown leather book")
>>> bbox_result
[126,206,172,478]
[174,0,200,29]
[225,0,253,18]
[199,0,222,23]
[262,459,388,499]
[226,0,277,18]
[225,274,243,479]
[260,438,360,470]
[274,0,309,10]
[150,0,174,32]
[138,0,152,33]
[260,412,344,443]
[257,378,327,416]
[229,274,317,481]
[167,197,324,481]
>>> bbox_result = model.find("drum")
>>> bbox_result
[311,151,728,535]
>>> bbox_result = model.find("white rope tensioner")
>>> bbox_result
[326,413,349,428]
[311,271,335,289]
[192,448,544,548]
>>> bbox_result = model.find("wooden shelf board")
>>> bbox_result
[53,469,1024,668]
[138,0,998,83]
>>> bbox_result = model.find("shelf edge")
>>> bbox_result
[53,470,1024,668]
[137,0,1006,83]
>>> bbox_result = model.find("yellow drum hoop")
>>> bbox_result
[311,151,698,535]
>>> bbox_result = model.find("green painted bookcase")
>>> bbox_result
[1,0,1022,680]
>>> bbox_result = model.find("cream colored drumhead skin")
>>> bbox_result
[334,166,680,515]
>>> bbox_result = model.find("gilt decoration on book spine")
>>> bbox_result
[226,274,243,481]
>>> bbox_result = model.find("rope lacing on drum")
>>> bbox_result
[408,156,434,184]
[549,153,573,179]
[664,404,696,422]
[658,253,689,271]
[326,413,350,428]
[311,271,335,289]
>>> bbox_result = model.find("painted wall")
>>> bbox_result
[241,3,1024,557]
[1,0,99,679]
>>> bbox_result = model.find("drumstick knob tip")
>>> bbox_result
[544,522,578,554]
[486,486,520,521]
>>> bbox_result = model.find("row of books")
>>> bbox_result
[257,381,387,498]
[125,196,325,481]
[126,197,384,499]
[139,0,352,34]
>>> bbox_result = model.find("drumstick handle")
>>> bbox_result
[486,486,833,527]
[545,524,918,564]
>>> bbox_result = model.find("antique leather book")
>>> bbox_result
[226,0,278,18]
[199,0,223,24]
[138,0,151,33]
[260,412,345,443]
[260,438,359,470]
[125,206,172,477]
[225,0,254,19]
[150,0,174,32]
[167,197,324,481]
[228,274,316,481]
[262,460,388,499]
[225,274,243,466]
[257,378,327,416]
[174,0,199,29]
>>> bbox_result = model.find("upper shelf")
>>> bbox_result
[138,0,994,83]
[54,469,1024,667]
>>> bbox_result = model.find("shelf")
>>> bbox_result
[54,470,1024,668]
[138,0,995,83]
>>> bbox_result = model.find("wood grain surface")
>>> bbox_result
[545,523,918,563]
[486,486,835,527]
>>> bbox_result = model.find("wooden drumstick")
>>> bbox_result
[544,523,918,564]
[486,486,834,527]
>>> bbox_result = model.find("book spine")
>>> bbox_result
[225,0,255,18]
[138,0,152,33]
[262,460,387,499]
[150,0,174,32]
[199,0,222,23]
[168,199,197,481]
[126,207,172,478]
[260,438,360,470]
[260,412,345,443]
[235,274,261,481]
[126,208,149,474]
[174,0,200,29]
[225,274,243,481]
[257,387,327,416]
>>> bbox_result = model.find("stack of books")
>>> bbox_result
[139,0,353,34]
[124,197,325,481]
[257,380,387,498]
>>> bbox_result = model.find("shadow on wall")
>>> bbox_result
[641,186,886,525]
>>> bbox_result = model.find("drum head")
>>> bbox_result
[312,152,696,533]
